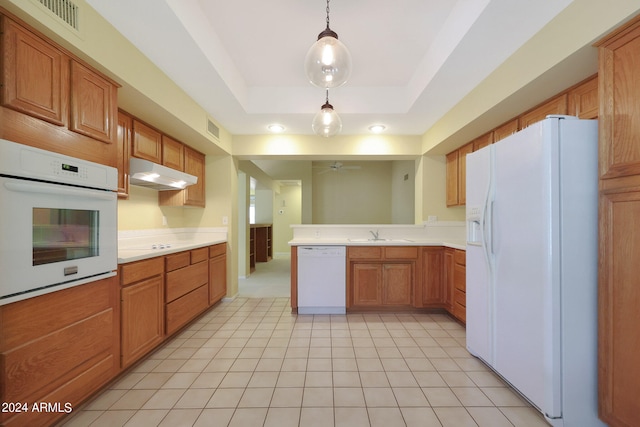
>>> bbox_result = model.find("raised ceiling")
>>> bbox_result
[86,0,576,136]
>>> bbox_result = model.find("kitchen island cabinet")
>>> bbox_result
[119,257,165,368]
[347,246,418,310]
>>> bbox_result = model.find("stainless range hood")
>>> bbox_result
[129,158,197,191]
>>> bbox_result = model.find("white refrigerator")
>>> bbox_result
[465,116,605,427]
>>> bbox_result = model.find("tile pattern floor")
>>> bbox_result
[61,296,549,427]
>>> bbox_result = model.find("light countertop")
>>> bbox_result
[288,238,466,251]
[118,238,226,264]
[117,227,227,264]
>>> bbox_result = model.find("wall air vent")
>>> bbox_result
[207,117,220,140]
[37,0,79,30]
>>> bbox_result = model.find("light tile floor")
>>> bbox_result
[60,255,548,426]
[61,297,549,427]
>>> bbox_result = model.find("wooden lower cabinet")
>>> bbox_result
[345,245,465,319]
[348,246,417,309]
[119,257,164,368]
[209,243,227,305]
[121,276,164,368]
[420,247,445,307]
[0,276,119,427]
[165,248,210,334]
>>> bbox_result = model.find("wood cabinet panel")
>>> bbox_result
[165,251,190,272]
[1,16,68,126]
[209,251,227,305]
[120,257,164,286]
[166,284,209,335]
[183,146,206,207]
[159,146,206,207]
[162,135,184,171]
[454,249,466,266]
[598,190,640,426]
[446,151,459,206]
[166,261,208,303]
[254,225,273,262]
[0,276,118,427]
[493,119,519,143]
[191,247,209,264]
[598,26,640,179]
[132,119,162,163]
[348,246,382,259]
[352,263,382,306]
[382,263,412,306]
[597,19,640,427]
[520,94,568,129]
[384,246,418,259]
[472,132,493,151]
[210,243,226,258]
[69,60,117,143]
[116,111,131,198]
[121,276,164,368]
[457,143,474,205]
[443,248,455,311]
[569,76,599,119]
[421,247,444,306]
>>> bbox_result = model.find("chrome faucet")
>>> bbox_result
[369,230,380,240]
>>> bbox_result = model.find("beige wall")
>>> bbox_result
[274,185,302,254]
[312,161,392,224]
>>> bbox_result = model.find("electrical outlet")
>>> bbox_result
[162,216,167,226]
[222,216,228,225]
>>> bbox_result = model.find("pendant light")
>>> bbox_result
[304,0,352,88]
[312,90,342,137]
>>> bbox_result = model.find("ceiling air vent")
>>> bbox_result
[207,117,220,140]
[37,0,79,30]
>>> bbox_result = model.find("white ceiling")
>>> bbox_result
[86,0,574,136]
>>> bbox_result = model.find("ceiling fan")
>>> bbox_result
[314,161,362,174]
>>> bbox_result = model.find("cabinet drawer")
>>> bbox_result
[209,243,226,258]
[454,288,466,308]
[453,301,466,323]
[166,261,208,303]
[348,246,382,259]
[120,257,164,285]
[384,246,418,259]
[166,284,209,335]
[191,247,209,264]
[165,251,190,272]
[454,249,466,266]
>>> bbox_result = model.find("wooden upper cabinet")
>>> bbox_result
[568,76,598,119]
[472,132,493,151]
[116,111,132,198]
[1,16,69,126]
[132,120,162,163]
[183,146,206,207]
[446,151,459,207]
[70,61,117,143]
[597,21,640,180]
[457,143,474,206]
[162,135,184,171]
[520,94,568,129]
[493,119,519,143]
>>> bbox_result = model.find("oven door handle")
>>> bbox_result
[4,181,116,200]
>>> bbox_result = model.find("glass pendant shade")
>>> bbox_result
[312,102,342,137]
[304,30,352,88]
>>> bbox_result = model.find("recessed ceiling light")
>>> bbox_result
[368,124,386,133]
[268,124,285,133]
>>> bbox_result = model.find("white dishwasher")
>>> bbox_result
[297,246,346,314]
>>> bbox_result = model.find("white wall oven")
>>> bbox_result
[0,138,118,306]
